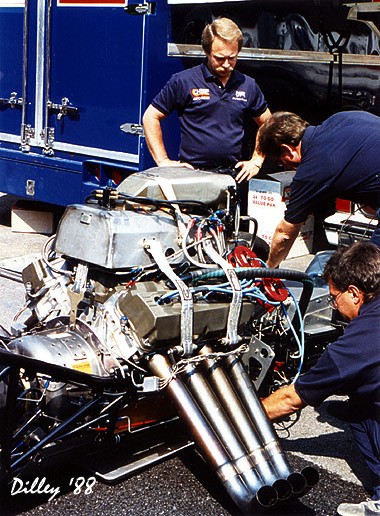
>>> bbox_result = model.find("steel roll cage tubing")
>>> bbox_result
[0,348,129,390]
[0,267,23,283]
[0,349,132,476]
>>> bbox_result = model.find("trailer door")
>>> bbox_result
[0,0,145,165]
[36,0,145,164]
[0,1,24,144]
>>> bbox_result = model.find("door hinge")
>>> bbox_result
[120,123,145,136]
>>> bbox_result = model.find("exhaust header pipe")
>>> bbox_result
[224,353,319,493]
[148,351,318,512]
[148,353,259,512]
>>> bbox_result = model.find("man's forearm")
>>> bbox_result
[262,384,306,421]
[142,105,170,165]
[246,109,271,170]
[267,219,303,268]
[142,105,194,169]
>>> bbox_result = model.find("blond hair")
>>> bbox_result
[201,18,243,53]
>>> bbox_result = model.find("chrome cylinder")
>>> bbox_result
[148,353,255,512]
[181,363,277,507]
[198,346,292,500]
[224,353,312,494]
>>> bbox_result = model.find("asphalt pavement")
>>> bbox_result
[0,193,372,516]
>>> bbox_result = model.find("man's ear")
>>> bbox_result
[347,285,365,305]
[280,144,298,160]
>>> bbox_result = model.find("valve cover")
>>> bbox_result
[118,282,263,348]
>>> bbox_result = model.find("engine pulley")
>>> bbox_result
[228,245,262,268]
[262,277,288,302]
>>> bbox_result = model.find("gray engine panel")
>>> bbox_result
[54,205,182,269]
[118,282,264,347]
[54,169,235,269]
[117,167,235,206]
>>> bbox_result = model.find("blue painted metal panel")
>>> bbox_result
[0,0,184,205]
[0,7,24,136]
[0,149,85,205]
[48,4,144,159]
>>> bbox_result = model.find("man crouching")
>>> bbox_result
[262,242,380,516]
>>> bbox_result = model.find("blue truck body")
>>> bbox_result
[0,0,379,206]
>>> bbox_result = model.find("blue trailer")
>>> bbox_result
[0,0,379,206]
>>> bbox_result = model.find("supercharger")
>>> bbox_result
[0,168,340,512]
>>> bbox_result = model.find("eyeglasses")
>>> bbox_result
[326,291,345,309]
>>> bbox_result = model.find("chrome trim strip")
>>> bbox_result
[34,0,46,146]
[0,133,21,144]
[52,141,140,163]
[0,133,139,163]
[168,43,380,66]
[21,0,29,142]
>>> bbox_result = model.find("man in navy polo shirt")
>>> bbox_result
[142,18,271,182]
[256,110,380,268]
[262,242,380,516]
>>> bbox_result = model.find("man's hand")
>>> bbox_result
[158,158,194,169]
[235,108,272,182]
[234,158,262,182]
[262,384,306,421]
[235,150,265,182]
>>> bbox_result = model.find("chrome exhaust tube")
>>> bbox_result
[148,353,255,513]
[181,362,278,508]
[198,346,293,501]
[224,354,317,494]
[300,466,320,492]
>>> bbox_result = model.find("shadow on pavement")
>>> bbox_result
[281,400,372,496]
[0,194,19,226]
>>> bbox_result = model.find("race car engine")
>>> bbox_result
[0,168,338,512]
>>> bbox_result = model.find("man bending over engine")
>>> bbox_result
[262,242,380,516]
[256,111,380,268]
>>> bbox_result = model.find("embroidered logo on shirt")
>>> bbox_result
[232,90,247,102]
[191,88,210,100]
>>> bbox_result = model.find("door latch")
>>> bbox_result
[21,124,35,153]
[0,92,23,109]
[120,122,144,136]
[47,97,79,120]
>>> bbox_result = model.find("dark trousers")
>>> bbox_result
[350,418,380,500]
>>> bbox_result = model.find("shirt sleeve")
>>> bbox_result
[295,305,380,408]
[252,90,268,117]
[247,79,268,118]
[151,73,187,116]
[295,349,343,407]
[284,179,331,224]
